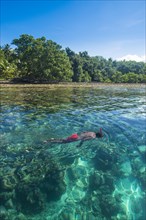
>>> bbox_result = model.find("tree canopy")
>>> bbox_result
[0,34,146,83]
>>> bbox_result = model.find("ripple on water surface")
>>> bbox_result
[0,85,146,220]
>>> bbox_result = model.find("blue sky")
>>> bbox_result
[1,0,145,61]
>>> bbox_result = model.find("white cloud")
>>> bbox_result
[117,54,146,62]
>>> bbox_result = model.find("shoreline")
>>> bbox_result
[0,82,146,88]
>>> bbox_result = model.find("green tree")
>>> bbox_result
[73,61,84,82]
[121,72,139,83]
[138,74,146,83]
[81,71,91,82]
[0,49,18,79]
[1,34,145,83]
[92,70,103,82]
[12,34,73,82]
[112,71,122,83]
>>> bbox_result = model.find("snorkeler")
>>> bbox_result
[44,128,104,144]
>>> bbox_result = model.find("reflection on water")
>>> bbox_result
[0,84,146,220]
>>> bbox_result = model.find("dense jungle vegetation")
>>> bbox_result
[0,34,146,83]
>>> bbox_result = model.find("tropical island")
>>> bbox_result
[0,34,146,83]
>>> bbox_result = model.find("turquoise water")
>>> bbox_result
[0,84,146,220]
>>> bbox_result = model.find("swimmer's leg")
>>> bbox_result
[43,138,65,144]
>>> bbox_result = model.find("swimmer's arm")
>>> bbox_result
[76,136,97,147]
[76,140,84,148]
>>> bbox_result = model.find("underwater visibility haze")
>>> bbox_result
[0,84,146,220]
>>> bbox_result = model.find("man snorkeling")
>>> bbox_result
[44,128,104,144]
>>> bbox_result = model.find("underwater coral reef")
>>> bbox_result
[0,140,145,220]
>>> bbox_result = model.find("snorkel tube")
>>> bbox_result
[100,128,103,137]
[96,128,104,138]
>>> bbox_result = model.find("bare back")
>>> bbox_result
[78,131,96,140]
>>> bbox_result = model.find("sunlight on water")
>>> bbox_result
[0,84,146,220]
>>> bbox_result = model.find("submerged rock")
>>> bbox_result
[137,145,146,159]
[0,147,66,216]
[137,145,146,154]
[0,206,7,218]
[93,147,118,172]
[100,194,119,217]
[119,161,132,177]
[14,213,27,220]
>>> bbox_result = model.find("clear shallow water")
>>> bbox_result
[0,84,146,220]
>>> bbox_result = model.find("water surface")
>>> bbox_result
[0,84,146,220]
